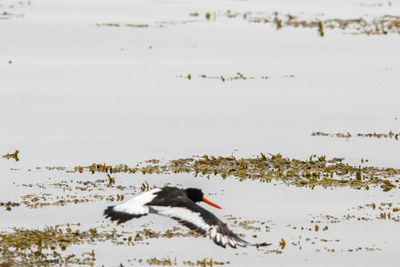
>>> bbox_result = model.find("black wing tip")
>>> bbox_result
[211,234,248,249]
[172,217,207,235]
[212,237,271,249]
[104,205,115,216]
[104,205,142,224]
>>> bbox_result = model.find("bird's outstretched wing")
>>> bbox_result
[149,197,270,248]
[104,188,161,224]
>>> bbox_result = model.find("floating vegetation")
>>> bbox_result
[0,225,213,266]
[344,246,381,252]
[129,257,229,266]
[0,201,20,211]
[10,177,142,210]
[177,73,294,81]
[199,72,254,81]
[224,215,270,233]
[0,0,30,20]
[95,22,149,28]
[73,162,167,176]
[95,18,199,29]
[0,225,100,266]
[2,150,19,162]
[311,131,400,140]
[146,256,177,266]
[15,191,114,210]
[309,202,400,228]
[183,258,230,266]
[167,154,399,191]
[68,153,400,191]
[196,10,400,36]
[279,238,286,250]
[94,9,400,35]
[347,202,400,223]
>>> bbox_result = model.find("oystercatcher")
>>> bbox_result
[104,187,270,248]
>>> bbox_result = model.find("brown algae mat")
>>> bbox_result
[73,153,399,192]
[3,153,398,212]
[0,222,249,266]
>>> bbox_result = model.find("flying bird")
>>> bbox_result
[104,187,270,248]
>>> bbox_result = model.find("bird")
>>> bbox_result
[104,186,270,248]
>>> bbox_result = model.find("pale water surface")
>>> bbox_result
[1,0,400,266]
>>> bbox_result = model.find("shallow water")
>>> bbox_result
[1,0,400,266]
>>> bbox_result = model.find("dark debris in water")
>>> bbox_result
[9,178,140,210]
[2,150,19,162]
[0,201,20,211]
[177,73,294,82]
[0,0,30,20]
[95,22,149,28]
[312,131,400,141]
[128,257,230,266]
[347,202,400,223]
[182,258,230,266]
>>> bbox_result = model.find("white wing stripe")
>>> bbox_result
[216,233,221,243]
[113,188,161,215]
[221,235,228,246]
[211,227,217,238]
[152,206,211,232]
[229,238,236,247]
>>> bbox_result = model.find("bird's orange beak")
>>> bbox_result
[202,197,222,209]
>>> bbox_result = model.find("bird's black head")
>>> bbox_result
[184,188,222,209]
[184,188,203,202]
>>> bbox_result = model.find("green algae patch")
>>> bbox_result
[2,150,19,162]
